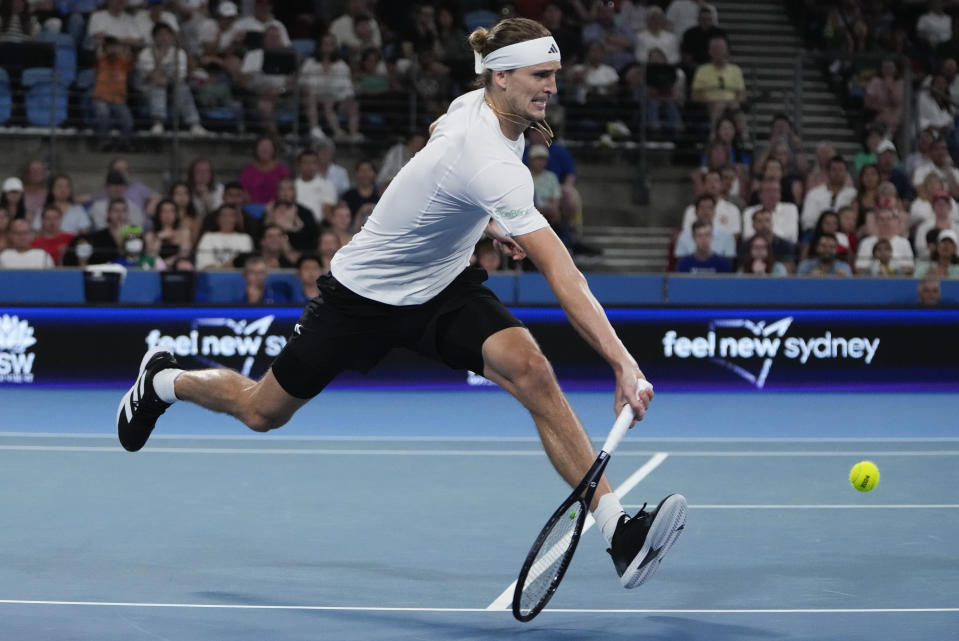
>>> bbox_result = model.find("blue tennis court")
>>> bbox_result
[1,388,957,640]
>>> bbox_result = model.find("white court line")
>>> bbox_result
[4,432,959,442]
[0,600,955,615]
[2,445,958,457]
[485,452,669,611]
[624,504,959,510]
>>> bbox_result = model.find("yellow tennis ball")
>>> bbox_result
[849,461,879,492]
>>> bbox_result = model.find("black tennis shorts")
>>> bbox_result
[270,267,524,398]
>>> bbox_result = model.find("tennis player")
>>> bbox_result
[118,17,686,590]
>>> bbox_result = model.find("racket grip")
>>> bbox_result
[599,405,635,455]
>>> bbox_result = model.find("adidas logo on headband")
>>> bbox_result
[547,43,558,54]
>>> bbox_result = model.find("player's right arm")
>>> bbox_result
[514,226,652,421]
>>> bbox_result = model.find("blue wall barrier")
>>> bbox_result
[1,270,958,306]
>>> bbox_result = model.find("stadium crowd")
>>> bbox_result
[0,0,957,300]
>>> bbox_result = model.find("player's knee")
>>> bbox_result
[513,351,557,392]
[245,410,288,433]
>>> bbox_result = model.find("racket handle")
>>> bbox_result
[599,405,634,456]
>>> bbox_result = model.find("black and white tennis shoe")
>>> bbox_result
[608,493,687,588]
[117,347,177,452]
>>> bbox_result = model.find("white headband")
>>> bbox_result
[474,36,561,74]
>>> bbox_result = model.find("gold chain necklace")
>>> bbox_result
[484,98,555,147]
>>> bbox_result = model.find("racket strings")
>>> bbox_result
[517,505,580,615]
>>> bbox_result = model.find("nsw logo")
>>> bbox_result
[0,314,37,383]
[662,317,880,389]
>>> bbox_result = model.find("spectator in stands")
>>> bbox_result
[797,233,852,277]
[21,159,47,220]
[228,0,290,47]
[28,205,73,265]
[742,178,799,245]
[800,209,850,263]
[377,131,426,188]
[194,203,254,270]
[300,32,361,143]
[738,234,787,276]
[114,227,164,270]
[91,37,135,152]
[862,238,900,277]
[917,275,942,305]
[805,141,841,193]
[917,74,957,152]
[271,0,315,41]
[434,6,473,88]
[1,176,25,219]
[876,139,915,203]
[915,190,959,260]
[175,0,212,57]
[906,128,937,180]
[917,0,952,48]
[636,6,679,65]
[0,218,53,268]
[666,0,717,41]
[239,25,294,139]
[256,223,296,269]
[240,135,290,205]
[135,0,179,44]
[217,180,260,241]
[581,0,636,72]
[680,4,725,71]
[801,155,857,232]
[330,0,382,52]
[941,57,959,107]
[675,194,736,261]
[682,168,740,237]
[197,1,241,56]
[910,173,951,230]
[163,180,200,246]
[88,0,144,50]
[676,220,732,273]
[40,174,92,235]
[146,198,192,262]
[354,46,400,131]
[0,206,8,252]
[691,36,748,140]
[0,0,38,43]
[409,46,454,127]
[292,252,322,302]
[317,228,339,272]
[712,115,750,188]
[525,127,584,235]
[237,254,290,304]
[90,158,159,214]
[264,177,317,252]
[863,59,904,142]
[326,201,355,247]
[138,22,207,136]
[85,197,130,264]
[341,159,379,225]
[644,46,685,136]
[527,143,567,240]
[314,137,350,198]
[186,158,223,220]
[853,126,883,177]
[742,207,796,270]
[913,139,959,198]
[340,13,381,67]
[88,171,146,231]
[567,39,622,136]
[294,148,335,224]
[916,229,959,279]
[541,2,582,66]
[855,207,914,274]
[856,163,881,215]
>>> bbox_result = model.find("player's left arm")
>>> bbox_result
[514,226,652,421]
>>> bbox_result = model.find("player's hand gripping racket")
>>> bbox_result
[511,403,636,622]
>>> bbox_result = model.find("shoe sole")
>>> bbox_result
[116,347,171,452]
[620,494,687,589]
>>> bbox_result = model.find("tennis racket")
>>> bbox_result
[512,404,635,622]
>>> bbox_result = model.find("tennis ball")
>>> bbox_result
[849,461,879,492]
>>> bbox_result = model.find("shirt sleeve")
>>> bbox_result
[469,161,548,237]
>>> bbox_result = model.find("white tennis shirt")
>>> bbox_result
[331,88,549,306]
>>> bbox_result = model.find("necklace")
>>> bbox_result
[484,98,555,147]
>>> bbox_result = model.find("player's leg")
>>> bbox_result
[479,326,613,507]
[117,345,309,452]
[481,326,687,589]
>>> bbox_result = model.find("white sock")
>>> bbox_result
[593,493,627,547]
[152,368,184,404]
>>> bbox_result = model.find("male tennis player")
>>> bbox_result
[118,17,686,590]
